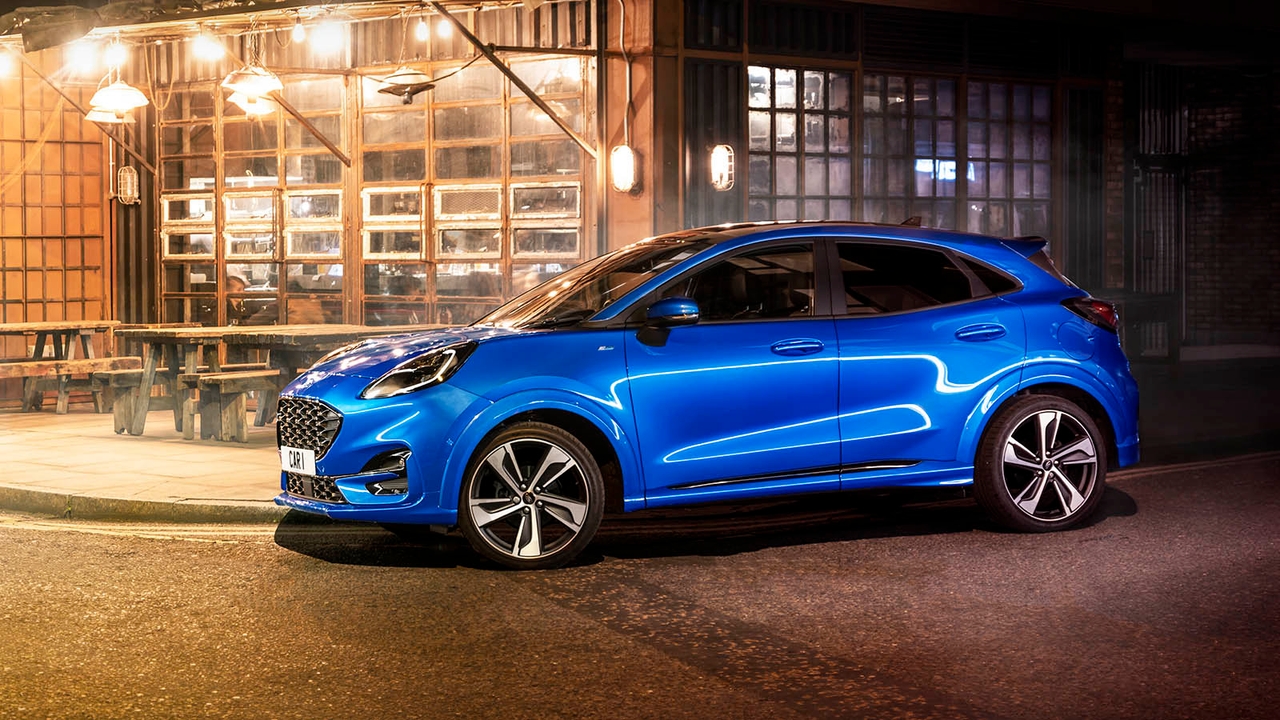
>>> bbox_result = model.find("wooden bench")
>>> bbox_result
[195,370,282,442]
[0,356,143,414]
[91,368,144,433]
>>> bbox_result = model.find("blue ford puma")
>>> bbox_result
[276,222,1139,569]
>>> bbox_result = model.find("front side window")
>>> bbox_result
[837,242,981,315]
[665,244,816,322]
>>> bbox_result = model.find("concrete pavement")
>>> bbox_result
[0,356,1276,523]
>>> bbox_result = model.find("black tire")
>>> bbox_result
[974,394,1108,532]
[458,422,605,570]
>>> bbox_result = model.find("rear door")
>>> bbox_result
[829,240,1026,487]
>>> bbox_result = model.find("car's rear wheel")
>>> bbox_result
[459,422,604,569]
[974,394,1107,532]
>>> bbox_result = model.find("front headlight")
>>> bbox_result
[359,341,477,399]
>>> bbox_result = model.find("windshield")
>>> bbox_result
[478,240,710,329]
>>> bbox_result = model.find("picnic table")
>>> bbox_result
[0,320,128,412]
[113,323,443,438]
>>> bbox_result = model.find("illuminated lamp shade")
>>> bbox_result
[377,65,435,104]
[710,144,735,191]
[85,108,135,124]
[610,145,639,193]
[228,92,276,116]
[90,80,149,113]
[220,65,283,97]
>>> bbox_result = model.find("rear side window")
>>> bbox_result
[837,242,979,315]
[1028,249,1077,288]
[959,256,1019,295]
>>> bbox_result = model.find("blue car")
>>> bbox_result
[276,222,1140,569]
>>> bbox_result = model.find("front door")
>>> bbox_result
[624,242,841,502]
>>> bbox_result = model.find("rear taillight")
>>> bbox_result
[1062,296,1119,333]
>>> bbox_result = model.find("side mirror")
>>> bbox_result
[646,296,700,327]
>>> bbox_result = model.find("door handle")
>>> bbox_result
[955,323,1007,342]
[771,338,825,356]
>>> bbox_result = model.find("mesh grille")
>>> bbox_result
[438,188,501,218]
[285,472,348,504]
[277,397,342,459]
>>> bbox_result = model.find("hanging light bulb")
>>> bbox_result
[192,29,225,61]
[90,80,149,114]
[291,17,307,43]
[66,40,97,75]
[103,39,128,69]
[436,19,453,40]
[229,92,276,116]
[414,16,429,42]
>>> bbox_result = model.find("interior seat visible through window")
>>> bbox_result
[665,244,815,321]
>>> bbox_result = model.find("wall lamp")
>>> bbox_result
[710,144,735,191]
[610,145,639,194]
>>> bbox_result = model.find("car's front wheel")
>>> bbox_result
[974,394,1108,532]
[459,422,604,569]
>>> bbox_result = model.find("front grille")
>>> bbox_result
[286,472,349,504]
[277,397,342,458]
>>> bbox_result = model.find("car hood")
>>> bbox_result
[306,325,521,379]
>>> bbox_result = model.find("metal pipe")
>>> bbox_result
[429,1,598,160]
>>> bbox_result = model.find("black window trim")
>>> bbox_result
[821,237,1023,320]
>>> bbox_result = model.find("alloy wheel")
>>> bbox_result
[1000,409,1099,522]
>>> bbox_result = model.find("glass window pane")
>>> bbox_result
[1013,86,1031,121]
[748,198,772,221]
[439,228,501,256]
[830,73,851,112]
[1013,124,1031,160]
[1033,124,1051,161]
[435,105,502,140]
[161,90,214,121]
[748,66,771,108]
[682,244,814,321]
[829,157,852,195]
[828,116,850,154]
[804,156,827,195]
[164,232,213,256]
[968,82,988,118]
[748,154,771,195]
[937,80,955,117]
[364,111,426,145]
[887,159,907,195]
[437,263,502,297]
[510,140,580,177]
[225,230,275,257]
[435,145,500,179]
[509,100,582,136]
[285,116,343,151]
[968,121,988,159]
[284,296,342,323]
[913,79,933,116]
[862,158,883,195]
[776,199,798,220]
[776,156,797,196]
[510,58,582,95]
[365,300,428,326]
[287,154,343,185]
[969,162,988,197]
[366,230,422,256]
[283,77,343,112]
[836,242,973,314]
[161,124,213,156]
[803,71,825,110]
[775,112,797,152]
[937,121,955,157]
[1013,163,1032,198]
[989,162,1009,198]
[226,263,279,293]
[775,69,796,108]
[749,111,771,151]
[437,302,499,325]
[1033,163,1051,199]
[511,263,574,294]
[990,84,1007,120]
[366,190,421,219]
[862,74,883,114]
[163,196,214,223]
[863,199,887,224]
[287,231,341,256]
[512,186,579,217]
[364,149,426,182]
[803,199,826,221]
[224,194,273,222]
[288,194,340,220]
[163,263,217,293]
[163,297,218,326]
[431,64,502,102]
[223,121,278,153]
[285,263,344,293]
[989,124,1007,159]
[361,75,406,109]
[887,117,906,155]
[862,117,884,155]
[224,156,278,188]
[804,114,825,152]
[889,77,908,116]
[914,159,935,197]
[437,187,502,219]
[829,199,851,220]
[915,119,934,156]
[1033,87,1052,122]
[513,228,579,256]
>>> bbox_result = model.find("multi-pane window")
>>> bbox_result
[747,66,853,222]
[966,82,1052,237]
[862,74,957,229]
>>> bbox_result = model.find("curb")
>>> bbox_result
[0,484,288,524]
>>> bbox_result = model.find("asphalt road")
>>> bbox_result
[0,454,1276,720]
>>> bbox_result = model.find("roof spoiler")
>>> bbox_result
[1003,235,1048,258]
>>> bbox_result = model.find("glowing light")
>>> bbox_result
[228,92,276,116]
[313,20,345,51]
[67,41,97,74]
[192,31,225,61]
[291,18,307,43]
[90,80,149,113]
[710,144,735,191]
[103,40,128,69]
[436,19,453,40]
[220,65,283,97]
[610,145,638,193]
[414,17,430,42]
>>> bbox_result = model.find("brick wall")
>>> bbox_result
[1184,69,1280,346]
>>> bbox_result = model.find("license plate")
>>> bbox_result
[280,446,316,476]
